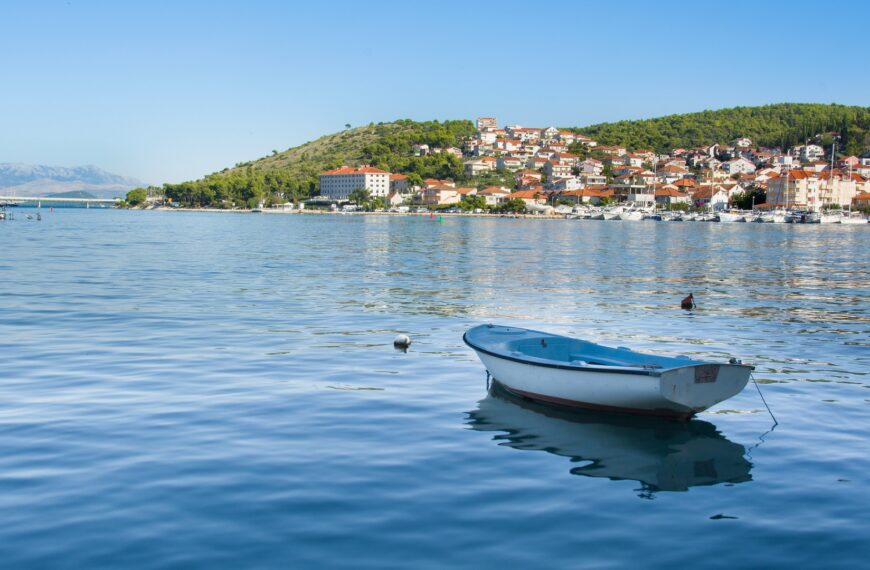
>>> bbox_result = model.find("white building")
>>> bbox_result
[793,144,825,162]
[477,117,497,131]
[319,166,391,200]
[721,157,757,175]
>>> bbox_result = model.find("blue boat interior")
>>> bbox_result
[466,325,700,370]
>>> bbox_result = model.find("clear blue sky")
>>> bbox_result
[2,0,868,184]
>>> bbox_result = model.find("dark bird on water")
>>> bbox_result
[681,293,695,310]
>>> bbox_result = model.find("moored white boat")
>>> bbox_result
[769,210,789,223]
[716,211,745,223]
[840,212,868,224]
[592,210,619,220]
[616,210,644,221]
[464,325,753,420]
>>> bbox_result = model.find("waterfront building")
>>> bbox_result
[389,173,409,193]
[418,185,461,206]
[478,186,511,206]
[655,186,691,206]
[765,169,857,211]
[319,166,391,200]
[692,187,730,211]
[386,191,405,207]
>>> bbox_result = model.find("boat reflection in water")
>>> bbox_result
[467,383,752,496]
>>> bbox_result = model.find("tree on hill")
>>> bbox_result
[126,187,147,206]
[572,103,870,154]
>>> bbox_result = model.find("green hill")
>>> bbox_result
[163,119,475,207]
[158,104,870,208]
[571,103,870,154]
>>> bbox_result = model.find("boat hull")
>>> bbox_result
[464,325,751,420]
[616,211,643,221]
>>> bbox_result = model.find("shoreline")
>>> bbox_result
[146,206,567,220]
[133,206,869,224]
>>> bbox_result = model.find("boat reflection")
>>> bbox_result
[467,384,752,496]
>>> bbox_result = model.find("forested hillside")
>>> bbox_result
[161,120,474,207]
[147,104,870,208]
[572,103,870,154]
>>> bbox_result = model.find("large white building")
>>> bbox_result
[319,166,391,200]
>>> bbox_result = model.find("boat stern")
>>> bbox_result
[660,363,751,413]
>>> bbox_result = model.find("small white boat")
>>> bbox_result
[591,210,618,220]
[819,212,842,224]
[616,210,644,221]
[716,211,745,223]
[464,325,753,420]
[771,213,788,223]
[840,212,867,225]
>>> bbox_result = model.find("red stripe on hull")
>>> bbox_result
[500,383,694,421]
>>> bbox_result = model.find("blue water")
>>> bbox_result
[1,209,868,568]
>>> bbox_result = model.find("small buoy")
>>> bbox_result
[393,334,411,348]
[681,292,695,310]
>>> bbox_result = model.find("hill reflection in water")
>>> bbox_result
[467,384,752,496]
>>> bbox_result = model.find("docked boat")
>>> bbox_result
[616,209,644,221]
[464,324,753,420]
[592,210,618,220]
[841,212,868,225]
[716,211,745,223]
[770,212,789,223]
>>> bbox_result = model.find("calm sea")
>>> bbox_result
[1,209,868,568]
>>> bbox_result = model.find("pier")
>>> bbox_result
[0,195,121,207]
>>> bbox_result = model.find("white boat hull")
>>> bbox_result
[476,352,748,419]
[464,325,752,420]
[616,211,643,221]
[841,215,867,225]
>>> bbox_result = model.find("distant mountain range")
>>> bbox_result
[0,163,145,199]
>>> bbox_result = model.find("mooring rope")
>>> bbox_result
[751,371,778,426]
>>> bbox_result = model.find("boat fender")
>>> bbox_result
[393,334,411,348]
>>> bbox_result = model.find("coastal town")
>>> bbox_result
[313,117,870,222]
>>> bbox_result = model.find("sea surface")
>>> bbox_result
[1,209,868,568]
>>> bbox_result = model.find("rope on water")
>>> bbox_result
[751,371,778,426]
